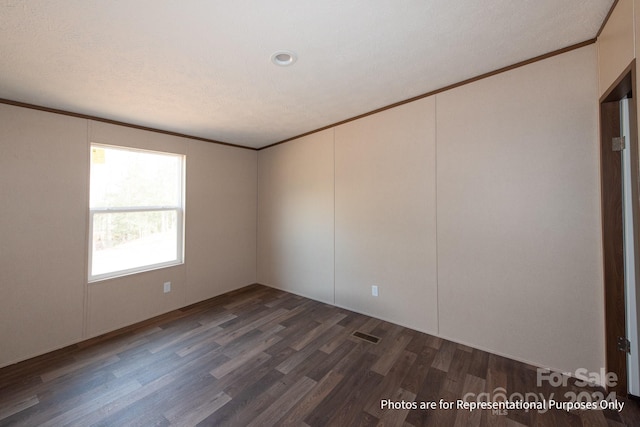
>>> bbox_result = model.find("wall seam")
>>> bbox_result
[434,95,440,336]
[255,151,260,285]
[333,128,337,305]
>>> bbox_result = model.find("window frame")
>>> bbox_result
[88,143,186,282]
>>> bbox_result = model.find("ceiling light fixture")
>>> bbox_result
[271,50,297,67]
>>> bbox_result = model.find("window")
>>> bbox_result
[89,144,185,281]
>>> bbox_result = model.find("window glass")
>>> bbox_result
[89,145,184,281]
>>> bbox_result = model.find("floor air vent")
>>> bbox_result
[352,331,380,344]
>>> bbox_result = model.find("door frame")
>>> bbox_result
[600,60,639,397]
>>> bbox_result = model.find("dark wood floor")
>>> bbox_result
[1,284,639,426]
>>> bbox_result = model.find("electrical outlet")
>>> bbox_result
[372,285,378,297]
[163,282,171,293]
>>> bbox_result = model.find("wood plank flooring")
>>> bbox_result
[1,284,639,426]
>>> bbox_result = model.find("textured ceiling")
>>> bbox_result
[0,0,613,148]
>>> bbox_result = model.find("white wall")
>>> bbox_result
[257,44,604,375]
[0,106,258,367]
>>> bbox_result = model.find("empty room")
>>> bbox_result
[2,1,640,426]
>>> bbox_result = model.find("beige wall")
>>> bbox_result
[257,45,603,375]
[1,105,88,366]
[598,0,634,96]
[257,130,334,303]
[334,98,438,334]
[599,0,640,165]
[185,139,257,305]
[0,107,257,367]
[437,46,603,374]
